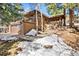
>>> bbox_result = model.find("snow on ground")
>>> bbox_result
[25,29,37,36]
[0,34,18,40]
[16,34,79,56]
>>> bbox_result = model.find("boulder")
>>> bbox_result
[43,45,53,49]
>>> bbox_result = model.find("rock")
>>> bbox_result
[16,47,22,52]
[43,45,53,49]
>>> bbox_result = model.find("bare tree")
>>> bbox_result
[35,4,39,32]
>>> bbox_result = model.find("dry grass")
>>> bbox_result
[0,40,20,56]
[54,28,79,51]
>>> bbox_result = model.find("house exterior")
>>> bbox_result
[23,10,48,34]
[23,10,66,34]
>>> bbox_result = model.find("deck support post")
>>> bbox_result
[41,12,44,32]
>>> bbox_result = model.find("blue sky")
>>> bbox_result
[22,3,78,16]
[22,3,51,16]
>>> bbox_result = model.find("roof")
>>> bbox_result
[24,10,64,19]
[24,10,52,18]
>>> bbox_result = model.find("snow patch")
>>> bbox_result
[16,34,79,56]
[0,34,17,40]
[25,29,37,36]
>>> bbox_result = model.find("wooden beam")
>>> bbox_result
[41,12,44,32]
[36,10,39,32]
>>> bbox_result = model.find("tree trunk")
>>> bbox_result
[36,10,38,32]
[69,9,74,28]
[63,8,66,26]
[41,12,44,32]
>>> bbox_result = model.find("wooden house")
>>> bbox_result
[22,10,66,34]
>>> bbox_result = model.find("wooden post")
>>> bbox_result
[36,10,38,33]
[41,12,44,32]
